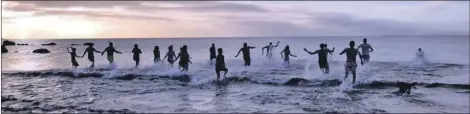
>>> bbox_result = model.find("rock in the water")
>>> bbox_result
[284,78,310,86]
[41,42,57,45]
[2,45,8,53]
[17,43,29,45]
[3,40,16,46]
[33,48,50,53]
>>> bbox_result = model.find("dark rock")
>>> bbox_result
[284,78,310,86]
[2,45,8,53]
[3,40,16,46]
[41,42,57,45]
[32,48,50,53]
[17,43,29,45]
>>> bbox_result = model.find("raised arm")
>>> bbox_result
[303,48,316,54]
[274,41,280,47]
[66,47,71,53]
[249,46,256,49]
[235,49,242,57]
[328,48,335,55]
[261,46,268,55]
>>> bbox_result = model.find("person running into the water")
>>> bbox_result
[132,44,142,68]
[209,43,216,65]
[280,45,297,66]
[304,43,334,74]
[163,45,177,66]
[82,44,102,68]
[176,47,184,69]
[101,42,122,64]
[175,45,192,71]
[416,48,424,58]
[67,47,82,69]
[216,48,228,80]
[262,41,280,59]
[235,43,256,66]
[357,38,373,63]
[154,46,160,63]
[339,41,364,84]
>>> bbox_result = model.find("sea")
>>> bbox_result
[1,35,469,113]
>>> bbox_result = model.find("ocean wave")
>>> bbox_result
[3,70,468,90]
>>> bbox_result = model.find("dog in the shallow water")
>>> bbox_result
[395,81,418,95]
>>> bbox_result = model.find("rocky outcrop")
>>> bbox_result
[32,48,50,53]
[41,43,57,46]
[2,45,8,53]
[3,40,16,46]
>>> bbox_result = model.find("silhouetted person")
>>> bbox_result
[416,48,424,58]
[209,43,216,65]
[235,43,256,66]
[67,47,82,69]
[262,41,280,59]
[340,41,364,84]
[2,44,7,53]
[132,44,142,68]
[215,48,228,80]
[175,45,192,71]
[176,47,184,69]
[163,45,176,66]
[154,46,160,63]
[280,45,297,66]
[357,38,373,63]
[304,43,334,74]
[82,44,102,68]
[101,42,122,64]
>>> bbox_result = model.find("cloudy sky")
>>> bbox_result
[1,1,469,39]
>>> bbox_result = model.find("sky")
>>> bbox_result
[1,1,469,39]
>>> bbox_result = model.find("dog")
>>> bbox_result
[395,81,418,95]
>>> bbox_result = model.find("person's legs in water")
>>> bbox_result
[243,57,251,66]
[325,62,330,73]
[182,63,189,71]
[135,59,140,68]
[344,62,350,81]
[88,57,95,68]
[352,70,357,84]
[216,70,221,81]
[107,55,114,64]
[222,68,228,78]
[363,55,370,63]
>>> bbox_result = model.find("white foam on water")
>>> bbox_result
[331,91,352,100]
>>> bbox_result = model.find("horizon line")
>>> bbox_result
[2,34,469,40]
